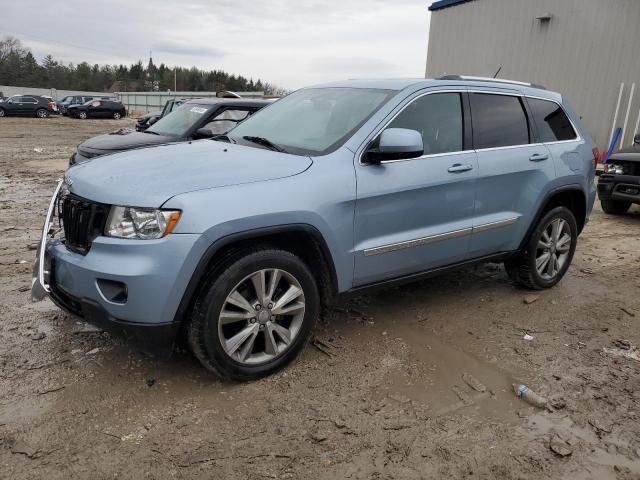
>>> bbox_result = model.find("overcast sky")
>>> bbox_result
[1,0,431,90]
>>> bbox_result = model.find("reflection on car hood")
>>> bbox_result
[79,130,177,152]
[67,140,313,207]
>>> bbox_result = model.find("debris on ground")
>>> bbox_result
[461,372,487,392]
[580,267,594,275]
[29,332,46,341]
[523,295,540,305]
[603,341,640,362]
[619,307,635,317]
[549,434,572,457]
[85,348,101,355]
[311,337,339,357]
[523,334,535,341]
[146,379,156,387]
[513,384,547,408]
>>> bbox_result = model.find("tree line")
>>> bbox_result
[0,36,284,95]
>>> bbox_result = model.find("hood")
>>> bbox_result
[67,140,313,207]
[79,130,176,152]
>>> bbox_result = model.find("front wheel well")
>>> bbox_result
[175,226,338,328]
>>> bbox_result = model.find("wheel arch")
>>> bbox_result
[172,224,339,327]
[519,186,587,250]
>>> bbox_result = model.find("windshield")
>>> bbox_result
[228,88,394,156]
[147,103,210,137]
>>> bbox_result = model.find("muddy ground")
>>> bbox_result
[1,116,639,479]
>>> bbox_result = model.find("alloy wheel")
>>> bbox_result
[535,218,572,280]
[217,268,305,365]
[113,112,121,120]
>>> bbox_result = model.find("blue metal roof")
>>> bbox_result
[429,0,476,11]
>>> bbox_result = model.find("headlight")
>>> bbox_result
[605,163,625,174]
[105,207,181,239]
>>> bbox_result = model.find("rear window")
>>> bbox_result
[527,98,577,142]
[470,93,530,149]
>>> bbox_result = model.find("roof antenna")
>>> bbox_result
[493,66,502,78]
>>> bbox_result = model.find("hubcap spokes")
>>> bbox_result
[218,268,305,365]
[535,218,571,280]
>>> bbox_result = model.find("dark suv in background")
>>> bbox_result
[0,95,55,118]
[70,98,269,164]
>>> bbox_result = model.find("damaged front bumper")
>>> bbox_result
[30,181,192,356]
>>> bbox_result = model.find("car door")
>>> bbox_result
[353,90,477,286]
[469,90,555,257]
[87,100,103,118]
[4,96,21,115]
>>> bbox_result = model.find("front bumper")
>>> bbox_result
[597,174,640,203]
[32,182,209,353]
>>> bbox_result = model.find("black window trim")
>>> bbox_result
[358,89,474,166]
[523,95,580,145]
[467,90,581,151]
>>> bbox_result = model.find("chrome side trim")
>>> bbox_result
[363,227,472,256]
[363,216,519,256]
[472,216,519,234]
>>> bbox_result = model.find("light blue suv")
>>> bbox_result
[32,77,597,379]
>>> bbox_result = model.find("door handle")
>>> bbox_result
[529,153,549,162]
[448,164,473,173]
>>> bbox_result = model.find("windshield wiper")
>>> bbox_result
[143,130,160,135]
[242,136,287,153]
[211,134,235,143]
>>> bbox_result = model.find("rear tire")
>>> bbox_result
[601,199,631,215]
[36,108,48,118]
[187,248,319,380]
[505,206,578,290]
[78,111,87,120]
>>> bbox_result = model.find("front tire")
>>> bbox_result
[113,112,121,120]
[601,199,631,215]
[78,111,87,119]
[187,248,319,380]
[0,108,5,117]
[505,206,578,290]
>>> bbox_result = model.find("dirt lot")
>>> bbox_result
[1,116,640,479]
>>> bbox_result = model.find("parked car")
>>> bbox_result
[58,95,96,115]
[597,134,640,214]
[70,98,270,165]
[135,98,189,131]
[0,95,55,118]
[67,99,127,120]
[33,77,596,380]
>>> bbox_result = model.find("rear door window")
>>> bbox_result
[527,97,577,142]
[470,93,530,149]
[385,92,464,155]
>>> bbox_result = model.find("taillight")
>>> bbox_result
[48,101,55,108]
[592,147,600,168]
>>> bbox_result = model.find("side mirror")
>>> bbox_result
[634,133,640,146]
[194,127,214,139]
[148,117,158,126]
[364,128,424,163]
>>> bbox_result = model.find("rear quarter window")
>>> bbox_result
[470,93,530,149]
[527,97,577,142]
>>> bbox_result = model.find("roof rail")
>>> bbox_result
[436,75,546,90]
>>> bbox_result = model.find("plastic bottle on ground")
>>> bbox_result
[513,384,548,408]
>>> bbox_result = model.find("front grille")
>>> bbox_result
[60,194,109,255]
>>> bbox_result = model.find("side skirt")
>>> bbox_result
[340,251,517,299]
